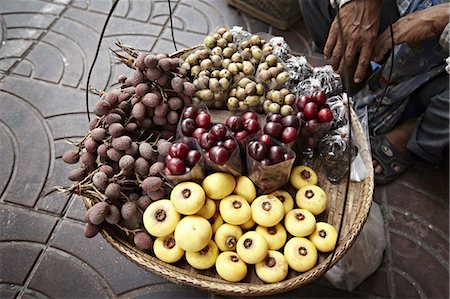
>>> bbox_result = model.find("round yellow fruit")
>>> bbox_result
[170,181,206,215]
[215,251,248,282]
[270,189,294,214]
[284,237,318,272]
[186,240,219,270]
[236,231,269,264]
[255,224,287,250]
[153,234,184,263]
[251,195,284,227]
[309,222,338,252]
[215,223,243,251]
[295,185,327,215]
[219,195,251,225]
[284,208,316,237]
[233,176,257,203]
[195,197,216,219]
[174,215,212,252]
[209,212,223,234]
[255,250,288,283]
[143,199,180,237]
[290,165,318,189]
[202,172,236,200]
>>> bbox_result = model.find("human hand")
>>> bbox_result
[324,0,382,83]
[374,3,450,62]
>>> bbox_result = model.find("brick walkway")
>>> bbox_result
[0,1,448,298]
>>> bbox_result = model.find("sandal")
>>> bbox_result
[370,135,415,185]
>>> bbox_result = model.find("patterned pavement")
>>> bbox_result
[0,0,448,298]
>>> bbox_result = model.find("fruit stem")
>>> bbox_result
[226,236,237,248]
[319,229,327,238]
[232,200,242,209]
[163,236,176,249]
[305,190,314,199]
[299,246,308,256]
[181,188,191,199]
[264,256,276,268]
[296,212,305,221]
[243,238,253,248]
[300,170,311,180]
[155,209,167,221]
[262,201,272,211]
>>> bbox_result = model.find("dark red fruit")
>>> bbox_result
[181,118,196,136]
[168,142,189,159]
[210,123,227,141]
[268,114,283,123]
[199,132,217,151]
[182,106,198,119]
[209,146,230,165]
[259,134,273,147]
[263,122,283,140]
[296,95,312,111]
[186,149,201,166]
[234,130,249,141]
[317,107,333,123]
[244,118,259,134]
[167,157,185,175]
[284,151,295,161]
[223,138,237,152]
[248,141,268,161]
[196,111,211,128]
[282,115,300,130]
[192,127,207,139]
[242,111,258,123]
[303,102,318,120]
[312,90,327,106]
[225,115,244,132]
[268,145,284,164]
[281,127,298,144]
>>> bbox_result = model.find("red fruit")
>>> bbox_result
[263,122,283,140]
[317,107,333,123]
[168,142,189,159]
[186,150,201,166]
[268,114,283,123]
[210,123,227,141]
[223,138,237,152]
[182,106,198,119]
[199,132,217,151]
[234,130,249,141]
[209,146,230,165]
[312,90,327,106]
[281,115,300,130]
[248,141,268,161]
[296,95,312,111]
[181,118,196,136]
[225,115,244,132]
[192,127,207,139]
[242,111,258,123]
[167,157,185,175]
[244,118,259,134]
[303,102,318,120]
[196,111,211,128]
[268,145,284,164]
[281,127,298,144]
[259,134,273,147]
[284,151,295,161]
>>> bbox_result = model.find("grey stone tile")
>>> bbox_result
[0,289,18,299]
[0,0,64,15]
[2,13,56,29]
[0,242,43,285]
[50,220,166,294]
[0,122,15,201]
[65,194,86,222]
[0,40,34,71]
[27,247,114,298]
[0,203,57,243]
[120,282,210,299]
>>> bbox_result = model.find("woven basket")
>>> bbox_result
[82,107,374,297]
[226,0,302,31]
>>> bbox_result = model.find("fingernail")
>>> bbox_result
[354,78,361,83]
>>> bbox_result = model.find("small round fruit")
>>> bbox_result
[174,215,212,252]
[215,251,247,282]
[233,176,257,203]
[220,195,251,225]
[317,107,333,123]
[255,224,287,251]
[236,231,269,264]
[202,172,236,200]
[196,111,211,128]
[215,223,243,251]
[284,237,318,272]
[195,197,216,219]
[251,195,284,227]
[186,240,219,270]
[170,181,206,215]
[167,157,186,175]
[303,102,318,120]
[143,200,180,237]
[269,190,294,214]
[309,222,338,252]
[296,185,327,215]
[284,209,316,237]
[240,218,256,230]
[255,250,288,283]
[290,165,318,189]
[209,212,223,234]
[153,234,184,263]
[209,146,230,165]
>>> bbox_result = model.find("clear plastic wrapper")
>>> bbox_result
[268,36,291,62]
[284,55,313,93]
[312,65,342,96]
[163,137,205,185]
[299,119,332,149]
[229,26,252,45]
[246,138,296,193]
[326,93,349,130]
[204,135,242,177]
[295,77,323,97]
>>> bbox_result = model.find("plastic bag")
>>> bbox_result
[325,202,386,291]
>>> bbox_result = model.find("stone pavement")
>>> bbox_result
[0,0,448,298]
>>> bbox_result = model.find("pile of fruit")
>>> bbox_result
[59,26,348,284]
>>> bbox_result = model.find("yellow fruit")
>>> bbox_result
[233,176,257,203]
[290,165,318,189]
[209,212,224,234]
[215,251,248,282]
[174,215,212,252]
[284,208,316,237]
[195,197,216,219]
[255,250,288,283]
[236,231,269,264]
[219,195,252,225]
[153,234,184,263]
[143,199,180,237]
[309,222,338,252]
[269,189,294,214]
[251,195,284,227]
[215,223,243,251]
[255,224,287,250]
[202,172,236,200]
[185,240,219,270]
[295,185,327,215]
[240,217,256,230]
[170,181,206,215]
[284,237,317,272]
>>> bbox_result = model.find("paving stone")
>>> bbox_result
[392,271,422,298]
[50,220,166,294]
[0,90,50,207]
[0,40,34,71]
[354,267,390,298]
[0,289,18,299]
[0,1,64,15]
[36,189,71,216]
[0,122,15,200]
[0,203,57,243]
[27,248,114,298]
[0,242,43,285]
[120,282,210,299]
[64,195,86,221]
[2,13,56,29]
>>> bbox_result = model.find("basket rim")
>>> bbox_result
[82,107,374,297]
